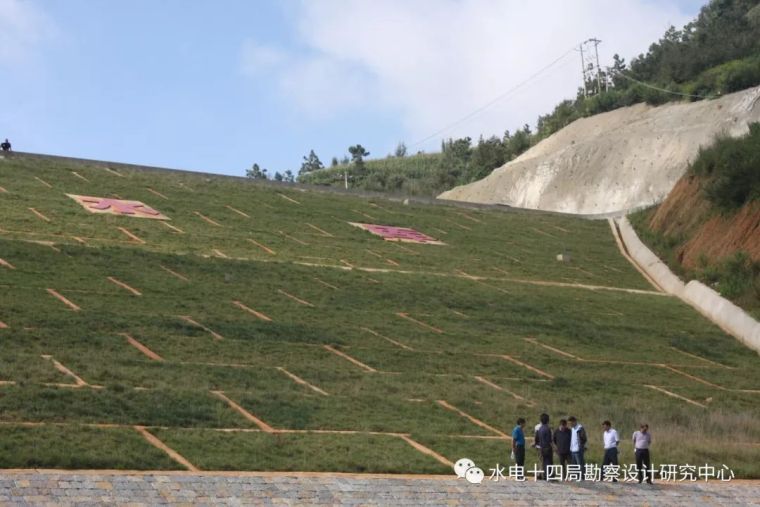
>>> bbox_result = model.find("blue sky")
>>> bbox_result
[2,0,705,177]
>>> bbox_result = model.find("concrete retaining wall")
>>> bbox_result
[682,280,760,353]
[616,217,685,296]
[616,217,760,355]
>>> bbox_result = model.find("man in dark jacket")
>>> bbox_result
[553,418,572,479]
[534,413,553,480]
[0,139,10,152]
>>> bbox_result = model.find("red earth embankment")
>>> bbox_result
[648,175,760,269]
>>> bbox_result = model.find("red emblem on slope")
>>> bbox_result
[67,194,170,220]
[349,222,444,244]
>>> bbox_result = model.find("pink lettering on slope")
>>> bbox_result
[361,224,439,243]
[79,196,161,216]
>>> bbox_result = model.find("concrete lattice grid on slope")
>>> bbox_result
[1,152,760,478]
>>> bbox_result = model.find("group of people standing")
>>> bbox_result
[511,414,653,483]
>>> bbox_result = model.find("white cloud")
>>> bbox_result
[276,55,378,117]
[240,40,288,76]
[243,0,693,149]
[0,0,55,66]
[240,38,380,117]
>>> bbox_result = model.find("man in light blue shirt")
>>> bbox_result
[512,417,526,468]
[633,423,653,484]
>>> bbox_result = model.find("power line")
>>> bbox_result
[408,46,577,148]
[407,42,713,151]
[613,71,716,100]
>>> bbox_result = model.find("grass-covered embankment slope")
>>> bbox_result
[1,153,760,476]
[631,123,760,318]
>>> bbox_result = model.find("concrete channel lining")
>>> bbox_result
[615,217,685,296]
[616,217,760,355]
[682,280,760,355]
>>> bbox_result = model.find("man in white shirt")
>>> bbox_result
[568,416,587,472]
[602,420,619,482]
[632,423,653,484]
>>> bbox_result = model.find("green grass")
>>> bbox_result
[0,425,180,470]
[0,385,248,427]
[153,430,449,474]
[0,156,648,289]
[0,154,759,476]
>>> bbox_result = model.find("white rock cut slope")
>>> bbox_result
[439,86,760,214]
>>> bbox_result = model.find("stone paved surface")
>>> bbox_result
[0,471,758,506]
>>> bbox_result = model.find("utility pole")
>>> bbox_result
[578,38,603,96]
[579,43,588,97]
[589,38,603,94]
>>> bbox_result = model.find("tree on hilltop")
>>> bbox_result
[348,144,370,176]
[348,144,370,163]
[610,54,628,88]
[300,149,324,176]
[246,163,268,180]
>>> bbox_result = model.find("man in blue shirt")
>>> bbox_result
[512,417,526,468]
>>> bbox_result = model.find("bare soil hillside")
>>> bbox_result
[439,86,760,214]
[649,175,760,269]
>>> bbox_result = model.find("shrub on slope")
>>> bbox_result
[691,122,760,210]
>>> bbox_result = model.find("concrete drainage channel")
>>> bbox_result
[614,216,760,355]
